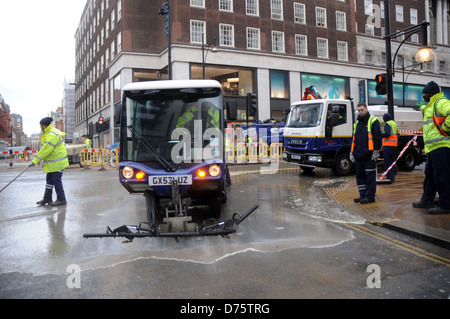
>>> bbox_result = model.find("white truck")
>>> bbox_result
[282,99,425,176]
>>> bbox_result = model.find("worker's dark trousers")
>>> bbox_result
[355,158,377,200]
[421,147,450,209]
[383,146,397,181]
[43,171,66,202]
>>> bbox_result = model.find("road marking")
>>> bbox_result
[345,223,450,266]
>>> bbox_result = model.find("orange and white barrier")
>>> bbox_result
[1,150,37,163]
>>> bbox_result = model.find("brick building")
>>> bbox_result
[0,94,12,150]
[74,0,450,147]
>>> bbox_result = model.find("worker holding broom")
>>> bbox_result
[29,117,69,206]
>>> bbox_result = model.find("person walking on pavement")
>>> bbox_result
[30,117,69,206]
[412,81,450,214]
[350,102,382,204]
[381,113,398,183]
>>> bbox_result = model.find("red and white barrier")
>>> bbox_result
[398,129,422,135]
[379,135,418,180]
[1,150,37,155]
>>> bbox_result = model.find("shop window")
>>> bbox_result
[270,71,289,99]
[190,65,255,96]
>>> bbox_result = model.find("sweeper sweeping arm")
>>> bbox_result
[83,204,259,242]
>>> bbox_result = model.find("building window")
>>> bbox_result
[117,0,122,21]
[247,27,260,49]
[272,31,285,53]
[316,7,327,27]
[336,11,346,31]
[270,71,289,99]
[246,0,259,16]
[295,34,307,55]
[411,33,419,43]
[219,0,233,12]
[396,5,403,22]
[271,0,283,20]
[111,9,115,30]
[337,41,348,61]
[117,32,122,52]
[220,24,234,47]
[410,8,418,24]
[365,50,373,63]
[317,38,328,58]
[364,0,372,15]
[294,3,306,24]
[190,20,205,43]
[190,65,256,97]
[439,61,446,73]
[365,24,375,35]
[191,0,204,8]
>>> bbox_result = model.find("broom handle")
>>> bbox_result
[0,166,30,193]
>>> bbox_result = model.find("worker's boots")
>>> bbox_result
[36,199,53,206]
[51,200,67,206]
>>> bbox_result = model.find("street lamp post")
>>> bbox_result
[383,0,434,120]
[158,1,172,80]
[201,32,218,79]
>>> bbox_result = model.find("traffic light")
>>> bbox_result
[246,93,257,117]
[96,117,108,133]
[375,73,387,95]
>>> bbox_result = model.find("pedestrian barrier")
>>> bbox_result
[109,147,120,167]
[80,148,110,167]
[1,150,37,166]
[226,141,283,164]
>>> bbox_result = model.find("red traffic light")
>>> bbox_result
[375,73,387,95]
[376,74,383,83]
[98,117,104,125]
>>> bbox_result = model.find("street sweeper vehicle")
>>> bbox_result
[282,98,425,176]
[83,80,258,241]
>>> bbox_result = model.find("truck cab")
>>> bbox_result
[283,99,355,176]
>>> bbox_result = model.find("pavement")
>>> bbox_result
[2,159,449,250]
[228,161,450,250]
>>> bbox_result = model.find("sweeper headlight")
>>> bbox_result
[122,166,134,179]
[208,164,221,177]
[196,164,222,178]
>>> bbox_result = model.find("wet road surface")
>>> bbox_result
[0,164,449,299]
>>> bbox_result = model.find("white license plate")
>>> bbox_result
[291,154,302,160]
[149,175,192,186]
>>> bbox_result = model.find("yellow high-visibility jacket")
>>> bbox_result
[420,92,450,153]
[32,124,69,172]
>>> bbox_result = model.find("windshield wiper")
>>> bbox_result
[127,125,176,172]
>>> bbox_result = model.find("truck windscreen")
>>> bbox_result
[287,103,323,128]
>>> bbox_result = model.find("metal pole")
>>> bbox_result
[384,0,394,120]
[167,0,172,80]
[202,32,205,79]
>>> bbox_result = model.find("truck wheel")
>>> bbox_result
[145,191,162,224]
[398,149,417,171]
[333,153,353,176]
